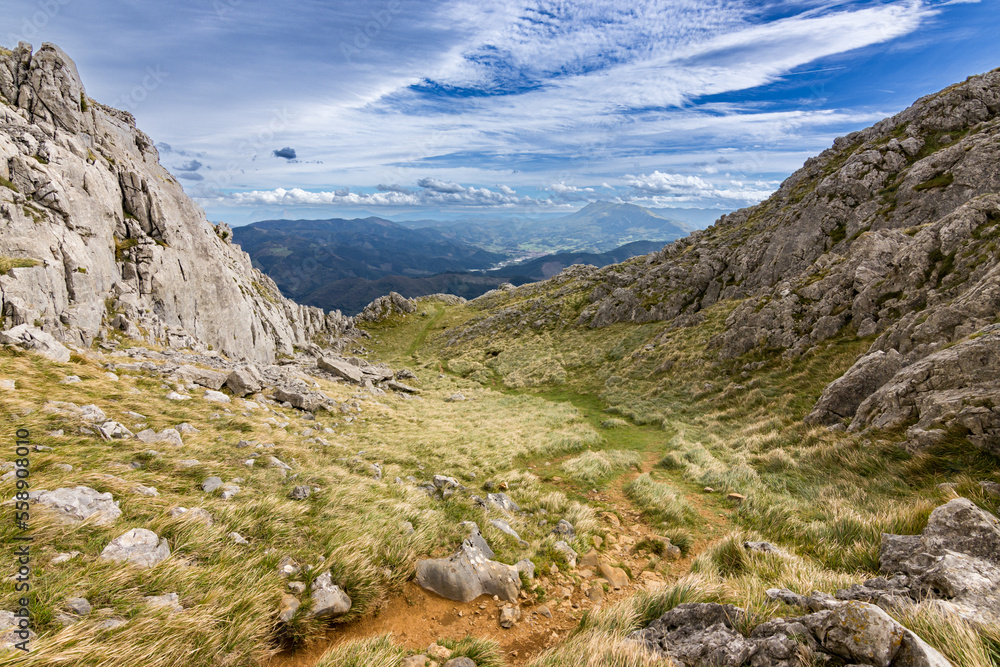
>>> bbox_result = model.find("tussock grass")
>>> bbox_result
[623,474,697,527]
[313,634,403,667]
[560,450,641,486]
[889,605,1000,667]
[0,340,604,665]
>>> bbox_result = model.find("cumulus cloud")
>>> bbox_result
[218,179,563,209]
[416,177,466,194]
[176,159,203,172]
[272,147,297,160]
[625,170,774,203]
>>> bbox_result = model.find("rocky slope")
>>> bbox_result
[0,42,355,364]
[452,67,1000,454]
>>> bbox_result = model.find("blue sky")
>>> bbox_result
[3,0,997,224]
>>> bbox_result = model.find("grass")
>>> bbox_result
[0,256,40,273]
[560,450,641,487]
[913,171,955,191]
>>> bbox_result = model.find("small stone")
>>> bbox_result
[537,604,552,618]
[402,656,428,667]
[588,586,604,602]
[144,593,183,613]
[499,604,521,628]
[204,390,230,403]
[100,528,170,568]
[169,507,213,526]
[444,658,476,667]
[51,551,81,565]
[165,391,191,401]
[427,643,452,661]
[444,393,466,402]
[598,562,629,589]
[201,476,224,493]
[220,484,240,500]
[229,532,248,545]
[727,492,746,503]
[65,597,92,616]
[133,484,158,497]
[277,594,300,623]
[288,485,311,500]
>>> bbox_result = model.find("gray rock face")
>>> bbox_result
[634,599,953,667]
[630,603,755,667]
[99,528,170,568]
[173,365,227,390]
[807,349,904,425]
[35,486,121,525]
[318,356,365,383]
[415,539,521,603]
[309,571,352,618]
[0,43,356,363]
[852,332,1000,456]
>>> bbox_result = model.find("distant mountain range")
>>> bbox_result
[394,201,694,254]
[231,202,697,313]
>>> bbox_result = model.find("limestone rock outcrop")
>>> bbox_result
[0,42,356,364]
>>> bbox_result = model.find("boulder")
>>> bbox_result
[629,603,755,667]
[203,390,230,403]
[97,421,133,440]
[813,601,903,667]
[807,349,904,425]
[173,365,227,390]
[273,387,329,412]
[226,365,264,397]
[100,528,170,568]
[201,476,223,493]
[0,324,71,362]
[318,356,365,384]
[35,486,121,525]
[598,561,629,589]
[309,571,352,618]
[415,539,521,603]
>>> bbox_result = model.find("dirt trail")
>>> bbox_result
[266,449,734,667]
[265,309,735,666]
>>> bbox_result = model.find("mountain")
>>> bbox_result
[0,43,353,363]
[230,217,506,308]
[385,202,694,255]
[445,65,1000,455]
[489,240,664,281]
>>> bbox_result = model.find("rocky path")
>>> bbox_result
[266,424,735,667]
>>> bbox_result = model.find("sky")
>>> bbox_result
[2,0,997,224]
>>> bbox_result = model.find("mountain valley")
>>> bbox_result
[0,41,998,667]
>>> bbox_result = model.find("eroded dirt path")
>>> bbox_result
[267,446,734,667]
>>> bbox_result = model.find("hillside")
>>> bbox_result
[407,202,693,255]
[232,213,663,313]
[0,41,998,667]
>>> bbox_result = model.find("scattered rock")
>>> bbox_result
[203,390,230,403]
[553,541,577,568]
[552,519,575,538]
[598,561,629,589]
[415,538,521,603]
[100,528,170,568]
[35,486,121,525]
[402,656,427,667]
[427,643,452,661]
[144,593,183,613]
[445,393,466,402]
[499,604,521,628]
[288,485,311,500]
[277,594,299,623]
[0,324,71,362]
[226,366,264,397]
[201,476,223,493]
[309,571,352,618]
[229,532,248,545]
[132,484,158,497]
[65,598,91,616]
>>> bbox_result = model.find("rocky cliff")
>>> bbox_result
[0,42,355,364]
[453,67,1000,454]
